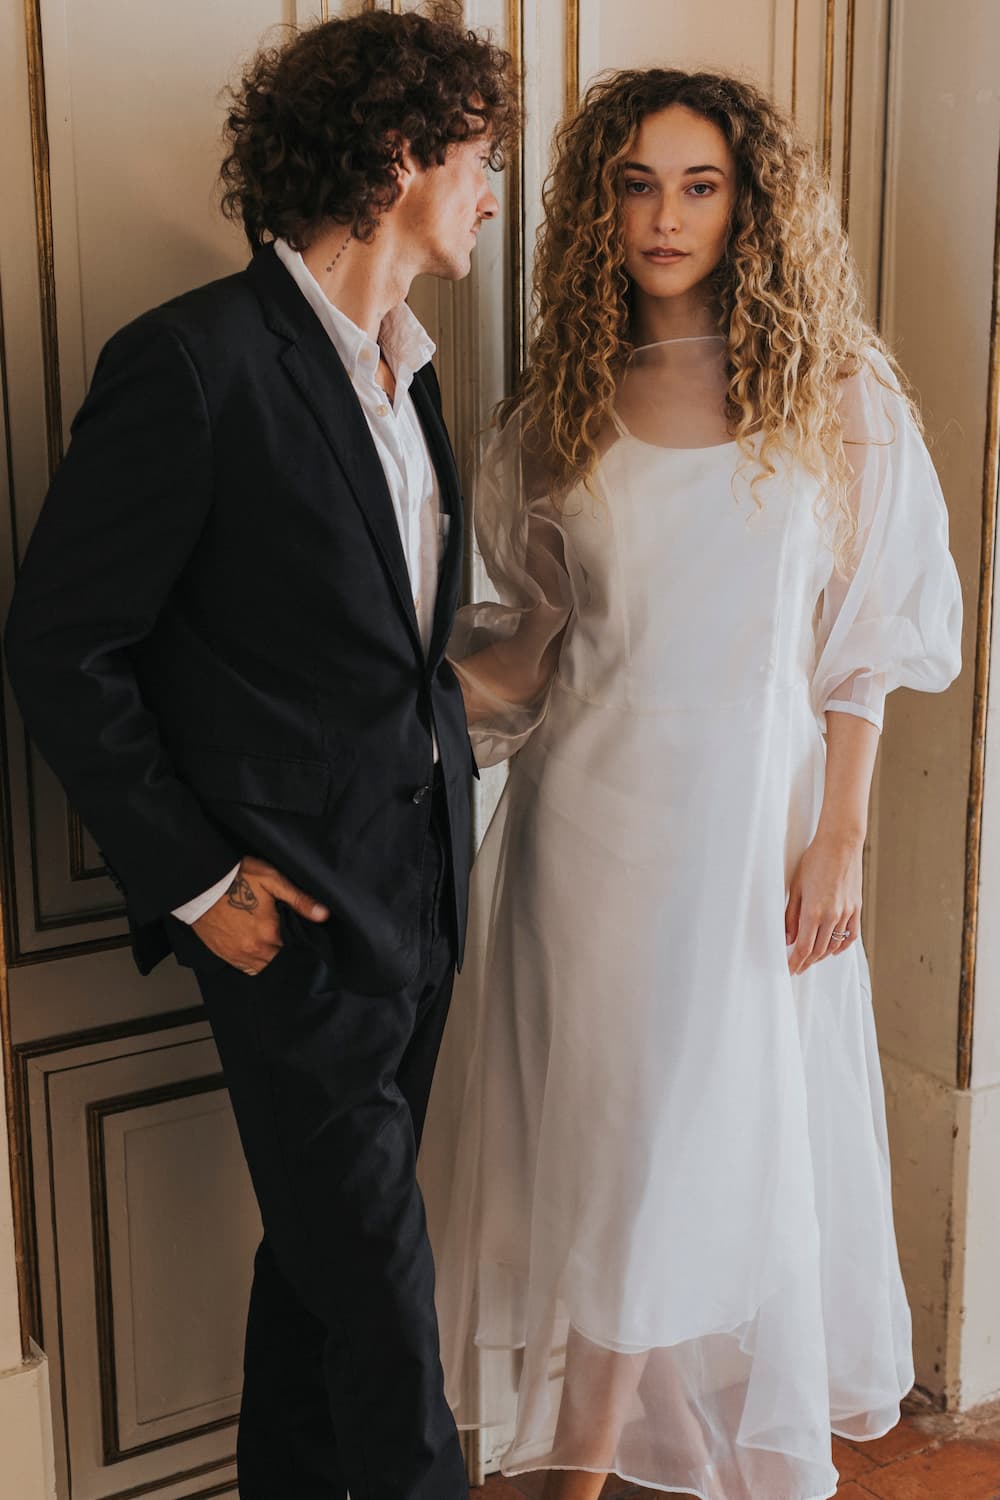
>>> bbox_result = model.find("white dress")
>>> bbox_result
[419,338,962,1500]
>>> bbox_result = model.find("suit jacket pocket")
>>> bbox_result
[177,745,337,815]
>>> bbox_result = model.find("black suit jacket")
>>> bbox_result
[4,245,474,992]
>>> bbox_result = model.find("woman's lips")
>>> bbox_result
[643,249,689,262]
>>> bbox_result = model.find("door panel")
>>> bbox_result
[26,1025,257,1499]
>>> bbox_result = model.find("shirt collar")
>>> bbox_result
[273,238,436,390]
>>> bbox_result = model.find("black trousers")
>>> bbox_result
[198,783,467,1500]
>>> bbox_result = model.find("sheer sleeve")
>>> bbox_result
[449,414,581,768]
[811,349,962,733]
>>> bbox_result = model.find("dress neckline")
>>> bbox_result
[616,334,733,451]
[630,335,726,354]
[609,406,738,455]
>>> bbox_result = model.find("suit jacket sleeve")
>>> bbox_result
[3,318,241,922]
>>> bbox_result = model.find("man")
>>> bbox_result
[4,11,515,1498]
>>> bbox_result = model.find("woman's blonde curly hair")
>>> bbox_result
[500,67,915,563]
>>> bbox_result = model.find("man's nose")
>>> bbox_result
[479,188,500,220]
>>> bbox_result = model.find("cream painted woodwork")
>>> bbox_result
[873,0,1000,1411]
[0,2,359,1496]
[22,1025,256,1500]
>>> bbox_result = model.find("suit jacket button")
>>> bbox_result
[412,784,431,805]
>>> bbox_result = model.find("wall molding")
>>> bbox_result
[821,0,836,175]
[958,139,1000,1091]
[839,0,855,229]
[88,1074,234,1466]
[4,0,129,963]
[10,1009,206,1357]
[565,0,579,117]
[22,0,61,483]
[506,0,526,383]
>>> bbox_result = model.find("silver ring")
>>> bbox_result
[831,930,851,942]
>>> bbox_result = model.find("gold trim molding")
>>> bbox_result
[958,141,1000,1091]
[10,3,127,957]
[507,0,525,384]
[0,818,30,1356]
[565,0,579,119]
[821,0,836,178]
[23,0,62,482]
[791,0,800,120]
[68,807,107,882]
[840,0,855,231]
[0,293,29,1349]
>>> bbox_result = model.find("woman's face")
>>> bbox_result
[621,104,736,311]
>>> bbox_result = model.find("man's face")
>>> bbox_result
[400,133,500,280]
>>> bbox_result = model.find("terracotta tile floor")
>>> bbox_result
[474,1393,1000,1499]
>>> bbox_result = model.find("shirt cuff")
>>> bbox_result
[171,864,240,924]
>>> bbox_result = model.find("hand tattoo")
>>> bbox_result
[227,874,258,913]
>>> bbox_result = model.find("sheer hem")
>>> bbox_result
[497,1461,839,1500]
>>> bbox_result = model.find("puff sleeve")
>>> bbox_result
[448,415,582,767]
[811,350,962,732]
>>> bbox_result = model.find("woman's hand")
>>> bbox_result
[786,710,879,975]
[785,830,863,975]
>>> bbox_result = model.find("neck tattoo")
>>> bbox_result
[325,233,353,275]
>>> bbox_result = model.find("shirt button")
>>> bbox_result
[376,403,390,417]
[411,784,431,805]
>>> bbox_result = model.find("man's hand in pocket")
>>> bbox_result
[193,856,329,975]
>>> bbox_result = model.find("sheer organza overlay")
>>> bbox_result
[419,339,962,1500]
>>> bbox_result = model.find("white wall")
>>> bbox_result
[874,0,1000,1409]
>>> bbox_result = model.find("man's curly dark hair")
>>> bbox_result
[220,8,518,250]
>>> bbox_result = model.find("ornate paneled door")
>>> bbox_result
[0,4,365,1497]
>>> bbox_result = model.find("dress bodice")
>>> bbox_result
[554,433,830,715]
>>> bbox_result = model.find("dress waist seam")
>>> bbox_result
[550,672,814,716]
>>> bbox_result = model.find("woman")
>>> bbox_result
[420,69,962,1500]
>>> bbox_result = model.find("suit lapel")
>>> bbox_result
[249,248,422,651]
[249,247,465,664]
[410,370,465,665]
[280,339,425,651]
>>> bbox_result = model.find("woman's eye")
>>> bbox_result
[687,183,715,197]
[625,180,651,195]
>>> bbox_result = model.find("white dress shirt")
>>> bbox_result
[173,240,444,925]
